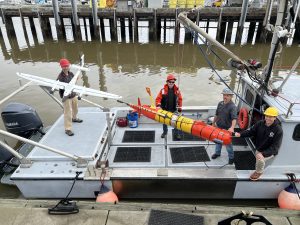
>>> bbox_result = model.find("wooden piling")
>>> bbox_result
[70,0,80,39]
[120,18,126,40]
[153,9,157,41]
[133,9,138,42]
[52,0,62,39]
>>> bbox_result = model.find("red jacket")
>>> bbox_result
[155,84,182,112]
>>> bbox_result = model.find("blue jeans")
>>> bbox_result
[162,124,179,135]
[215,143,234,159]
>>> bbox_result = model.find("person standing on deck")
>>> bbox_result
[57,58,83,136]
[156,74,183,140]
[211,88,237,165]
[235,107,283,181]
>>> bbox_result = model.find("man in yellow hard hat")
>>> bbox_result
[235,107,283,181]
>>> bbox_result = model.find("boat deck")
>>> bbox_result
[9,107,295,199]
[11,107,254,180]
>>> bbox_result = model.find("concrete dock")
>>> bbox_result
[0,199,299,225]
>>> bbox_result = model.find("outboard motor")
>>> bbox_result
[1,103,43,138]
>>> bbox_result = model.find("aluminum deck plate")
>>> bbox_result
[27,107,107,161]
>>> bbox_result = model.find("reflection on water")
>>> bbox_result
[1,15,296,53]
[63,18,74,42]
[252,22,259,45]
[12,17,28,50]
[138,21,149,44]
[230,22,238,45]
[241,22,250,46]
[49,17,58,41]
[103,19,111,42]
[24,17,35,47]
[0,17,12,53]
[33,18,44,45]
[79,18,86,41]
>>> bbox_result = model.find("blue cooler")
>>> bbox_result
[127,112,138,128]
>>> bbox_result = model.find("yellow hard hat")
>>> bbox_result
[264,107,279,117]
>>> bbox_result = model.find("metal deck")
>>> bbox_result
[27,107,107,161]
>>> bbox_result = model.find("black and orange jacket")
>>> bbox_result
[155,84,182,112]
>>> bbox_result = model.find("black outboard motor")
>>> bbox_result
[1,103,43,138]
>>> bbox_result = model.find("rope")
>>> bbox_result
[185,26,268,115]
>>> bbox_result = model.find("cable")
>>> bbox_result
[286,173,300,200]
[48,171,82,215]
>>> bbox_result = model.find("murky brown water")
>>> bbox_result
[0,35,299,198]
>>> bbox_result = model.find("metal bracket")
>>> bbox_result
[20,158,33,168]
[76,157,88,168]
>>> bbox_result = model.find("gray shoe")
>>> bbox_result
[72,118,83,123]
[65,130,74,136]
[211,153,220,159]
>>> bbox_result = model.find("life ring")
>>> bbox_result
[238,107,249,130]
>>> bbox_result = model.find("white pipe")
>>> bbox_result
[278,56,300,91]
[0,140,24,160]
[80,97,105,110]
[0,81,32,106]
[0,129,79,161]
[287,0,300,46]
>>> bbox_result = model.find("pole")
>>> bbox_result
[178,12,244,63]
[0,81,32,106]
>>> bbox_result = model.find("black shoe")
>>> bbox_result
[228,158,234,165]
[72,118,83,123]
[65,130,74,136]
[211,153,220,159]
[161,132,167,138]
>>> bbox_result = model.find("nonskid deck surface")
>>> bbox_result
[107,116,253,170]
[27,107,107,160]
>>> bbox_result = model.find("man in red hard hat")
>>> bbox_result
[156,74,183,140]
[57,58,83,136]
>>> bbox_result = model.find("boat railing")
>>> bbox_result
[0,129,88,168]
[0,81,32,106]
[275,94,300,118]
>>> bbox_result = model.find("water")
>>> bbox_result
[0,18,299,199]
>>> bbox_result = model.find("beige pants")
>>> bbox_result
[255,150,274,173]
[63,97,78,131]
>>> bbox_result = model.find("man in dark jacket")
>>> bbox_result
[235,107,283,181]
[156,74,183,140]
[57,58,82,136]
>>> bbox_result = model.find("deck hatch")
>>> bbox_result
[122,131,155,143]
[148,209,204,225]
[232,137,247,146]
[114,147,151,162]
[234,151,256,170]
[170,146,210,163]
[172,130,205,142]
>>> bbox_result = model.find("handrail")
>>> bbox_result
[0,129,88,167]
[0,81,32,106]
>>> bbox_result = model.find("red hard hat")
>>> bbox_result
[60,58,70,67]
[166,74,176,81]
